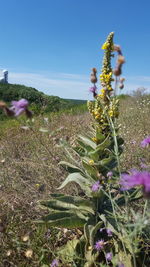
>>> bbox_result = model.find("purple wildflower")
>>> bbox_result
[120,169,150,195]
[117,263,125,267]
[94,239,105,251]
[141,136,150,148]
[50,259,59,267]
[89,85,97,97]
[9,99,32,118]
[106,252,112,261]
[92,181,100,192]
[106,228,113,237]
[10,99,28,116]
[107,171,113,178]
[140,162,148,169]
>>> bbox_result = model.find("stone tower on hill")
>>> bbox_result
[0,69,8,83]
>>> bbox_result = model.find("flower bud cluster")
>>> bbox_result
[113,44,125,77]
[88,32,121,133]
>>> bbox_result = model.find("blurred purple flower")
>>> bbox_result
[117,263,125,267]
[10,99,32,117]
[141,136,150,148]
[50,259,59,267]
[106,228,113,236]
[140,162,148,169]
[92,181,100,192]
[89,85,97,93]
[106,252,112,261]
[89,85,97,97]
[10,99,28,116]
[94,239,105,251]
[120,169,150,194]
[107,171,113,178]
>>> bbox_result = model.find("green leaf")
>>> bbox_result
[39,212,86,228]
[78,135,97,150]
[89,136,111,161]
[82,160,98,178]
[57,239,80,262]
[59,161,83,174]
[58,172,94,197]
[89,221,103,246]
[96,131,106,142]
[40,197,95,215]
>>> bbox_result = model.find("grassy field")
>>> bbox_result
[0,96,150,266]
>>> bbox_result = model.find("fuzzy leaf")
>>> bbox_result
[39,212,86,228]
[57,239,80,262]
[40,195,95,214]
[58,172,94,197]
[89,221,103,246]
[78,135,97,150]
[82,160,98,178]
[59,161,83,174]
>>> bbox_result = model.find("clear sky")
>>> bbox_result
[0,0,150,99]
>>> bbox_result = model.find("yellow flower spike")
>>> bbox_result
[101,42,109,50]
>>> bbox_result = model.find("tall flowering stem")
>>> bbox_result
[88,32,121,138]
[40,33,149,267]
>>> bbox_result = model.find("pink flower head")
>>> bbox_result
[106,228,113,236]
[11,99,29,116]
[107,171,113,178]
[106,252,113,261]
[89,85,97,97]
[94,239,105,251]
[120,169,150,195]
[118,264,125,267]
[92,181,100,192]
[51,259,59,267]
[141,136,150,148]
[9,99,32,118]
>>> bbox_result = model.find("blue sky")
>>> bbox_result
[0,0,150,99]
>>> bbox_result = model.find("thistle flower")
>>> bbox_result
[89,85,97,97]
[92,181,100,192]
[119,83,124,89]
[106,252,113,261]
[94,239,105,251]
[10,99,30,116]
[107,171,113,178]
[106,228,113,236]
[117,264,125,267]
[0,99,32,118]
[90,68,97,84]
[141,136,150,148]
[117,55,125,65]
[113,66,122,76]
[113,44,122,55]
[51,259,59,267]
[120,169,150,197]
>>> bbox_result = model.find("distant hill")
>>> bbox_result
[0,83,87,119]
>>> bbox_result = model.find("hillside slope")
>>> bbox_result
[0,83,86,118]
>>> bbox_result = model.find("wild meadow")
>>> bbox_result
[0,33,150,267]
